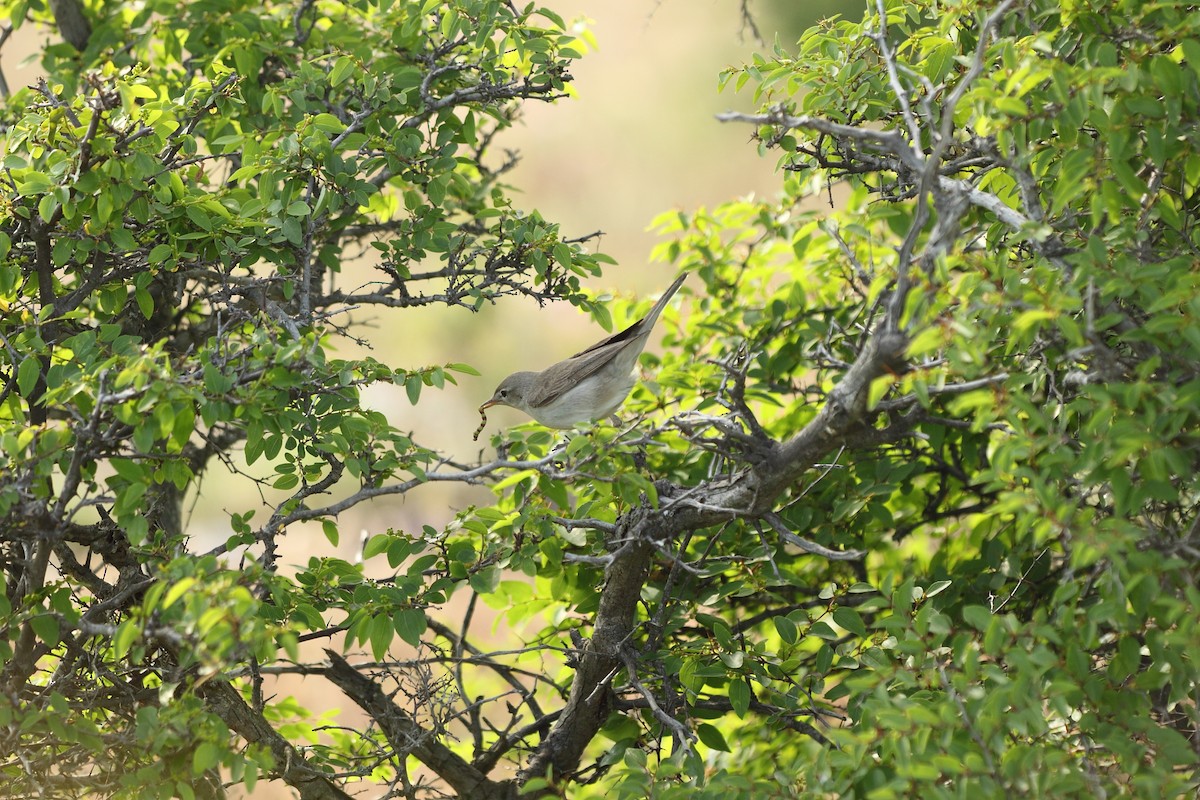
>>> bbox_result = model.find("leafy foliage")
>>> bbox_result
[1,0,1199,797]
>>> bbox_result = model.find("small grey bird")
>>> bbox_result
[479,273,687,429]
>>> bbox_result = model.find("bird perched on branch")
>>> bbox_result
[478,273,687,430]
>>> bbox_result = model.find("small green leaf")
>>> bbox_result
[832,607,867,638]
[112,619,140,660]
[136,288,154,319]
[172,404,196,448]
[192,741,220,775]
[696,722,730,752]
[815,643,834,673]
[149,244,173,264]
[925,580,951,599]
[37,192,59,222]
[273,473,299,490]
[394,608,426,647]
[185,205,213,231]
[729,678,751,718]
[363,534,391,559]
[17,357,40,398]
[405,374,421,405]
[329,56,356,87]
[867,375,894,409]
[162,578,195,610]
[592,302,613,332]
[18,172,52,196]
[558,525,587,547]
[962,605,992,631]
[310,113,345,133]
[133,423,156,453]
[369,614,394,660]
[386,538,412,568]
[678,657,701,691]
[552,241,572,266]
[773,615,798,645]
[31,614,59,646]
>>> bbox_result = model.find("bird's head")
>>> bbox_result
[480,371,538,414]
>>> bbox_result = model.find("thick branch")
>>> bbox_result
[752,328,909,505]
[323,650,511,800]
[201,681,353,800]
[519,534,655,783]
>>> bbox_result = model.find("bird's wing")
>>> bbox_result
[529,273,688,409]
[563,313,646,360]
[525,341,627,408]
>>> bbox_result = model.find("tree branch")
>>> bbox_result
[200,681,354,800]
[323,650,511,800]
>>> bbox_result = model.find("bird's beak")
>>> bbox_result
[479,399,498,411]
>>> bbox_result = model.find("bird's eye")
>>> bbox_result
[499,389,508,398]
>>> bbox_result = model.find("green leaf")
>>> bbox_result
[961,605,992,632]
[18,171,52,195]
[313,112,345,134]
[369,615,394,660]
[925,580,951,599]
[37,192,59,222]
[185,205,213,231]
[132,422,155,452]
[363,534,391,559]
[866,375,894,409]
[136,288,154,319]
[31,614,59,646]
[729,678,751,718]
[591,301,613,332]
[161,578,195,610]
[552,242,572,266]
[405,374,422,405]
[273,473,299,490]
[322,520,339,547]
[394,608,426,647]
[192,742,220,775]
[696,723,729,752]
[832,607,867,638]
[111,619,140,660]
[171,404,196,449]
[329,56,356,87]
[149,244,173,264]
[16,357,40,398]
[768,618,796,647]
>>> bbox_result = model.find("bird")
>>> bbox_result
[478,273,687,429]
